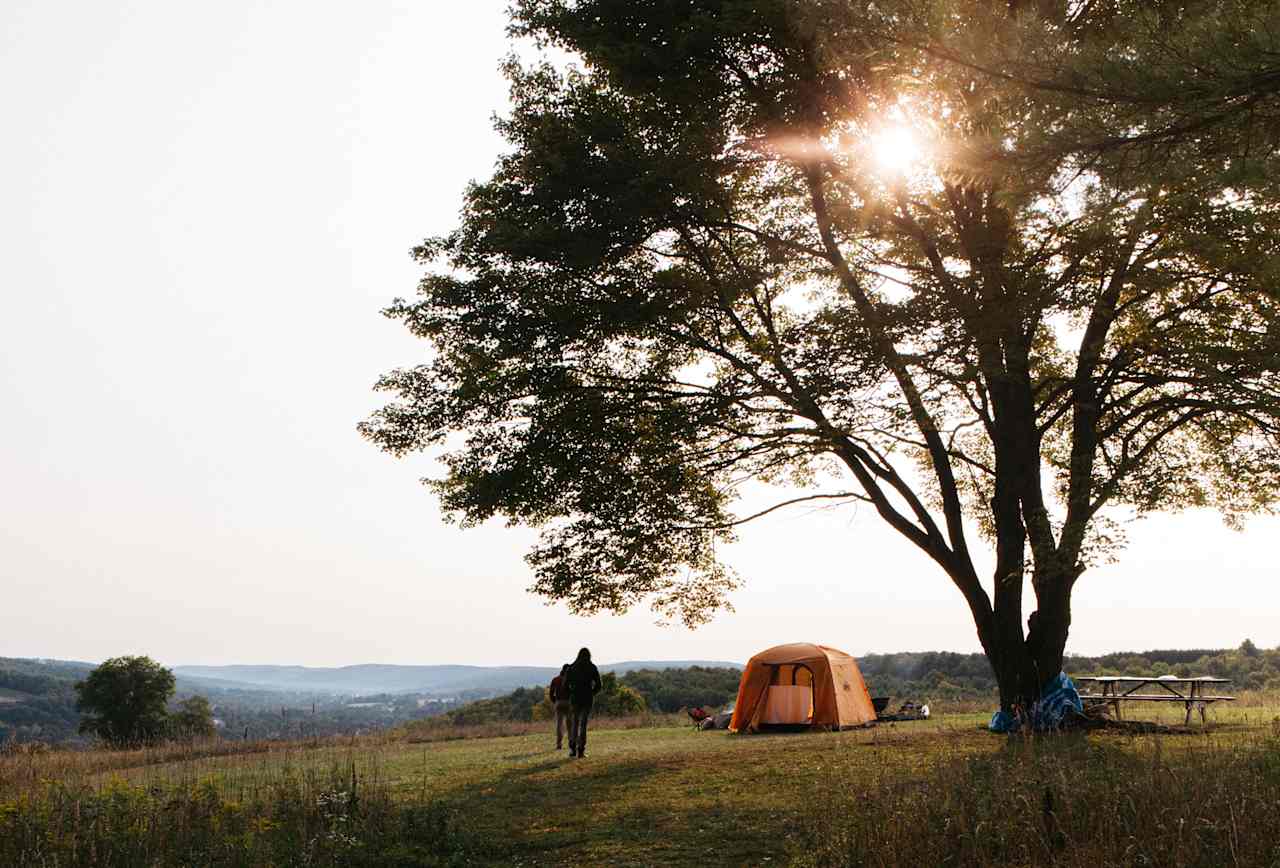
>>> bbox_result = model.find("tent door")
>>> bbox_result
[759,663,815,725]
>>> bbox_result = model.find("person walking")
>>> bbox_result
[549,664,572,750]
[566,647,601,758]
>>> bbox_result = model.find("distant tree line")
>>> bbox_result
[858,641,1280,699]
[1069,641,1280,692]
[618,667,742,713]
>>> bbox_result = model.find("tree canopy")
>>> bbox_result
[363,0,1280,708]
[75,656,175,746]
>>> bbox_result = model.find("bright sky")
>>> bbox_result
[2,0,1276,668]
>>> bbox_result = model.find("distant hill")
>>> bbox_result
[0,657,299,744]
[171,660,741,696]
[0,658,92,743]
[170,664,555,696]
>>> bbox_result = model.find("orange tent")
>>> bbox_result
[728,643,877,732]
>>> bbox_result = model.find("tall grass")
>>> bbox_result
[0,759,484,867]
[0,734,401,803]
[0,715,686,866]
[795,724,1280,867]
[4,706,1278,866]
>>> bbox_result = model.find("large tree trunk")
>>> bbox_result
[981,569,1074,714]
[1026,573,1074,684]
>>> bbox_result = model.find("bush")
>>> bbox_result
[593,673,646,716]
[169,695,216,740]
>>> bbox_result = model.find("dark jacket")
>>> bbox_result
[549,675,569,704]
[566,660,601,706]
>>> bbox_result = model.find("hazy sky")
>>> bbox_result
[3,0,1276,668]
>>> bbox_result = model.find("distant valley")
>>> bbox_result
[0,656,743,744]
[171,660,743,696]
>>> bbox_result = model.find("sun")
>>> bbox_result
[870,124,923,175]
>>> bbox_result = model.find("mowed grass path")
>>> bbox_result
[380,718,995,864]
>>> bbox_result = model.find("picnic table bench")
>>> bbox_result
[1073,676,1234,725]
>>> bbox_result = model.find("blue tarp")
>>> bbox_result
[988,671,1083,733]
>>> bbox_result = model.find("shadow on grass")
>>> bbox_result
[499,748,556,762]
[426,754,790,865]
[499,758,564,777]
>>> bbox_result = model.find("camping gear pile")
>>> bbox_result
[687,707,710,729]
[696,711,737,732]
[988,671,1083,733]
[874,698,931,722]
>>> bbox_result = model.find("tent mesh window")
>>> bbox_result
[769,663,815,686]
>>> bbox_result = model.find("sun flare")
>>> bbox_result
[870,124,922,174]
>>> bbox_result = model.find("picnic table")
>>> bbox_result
[1073,675,1234,725]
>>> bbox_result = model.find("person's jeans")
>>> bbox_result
[554,701,571,748]
[570,702,592,754]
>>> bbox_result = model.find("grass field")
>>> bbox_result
[2,698,1278,866]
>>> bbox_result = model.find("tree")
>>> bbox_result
[363,0,1280,711]
[75,656,175,745]
[170,695,216,739]
[592,672,648,716]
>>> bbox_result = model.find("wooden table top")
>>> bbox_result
[1073,675,1231,683]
